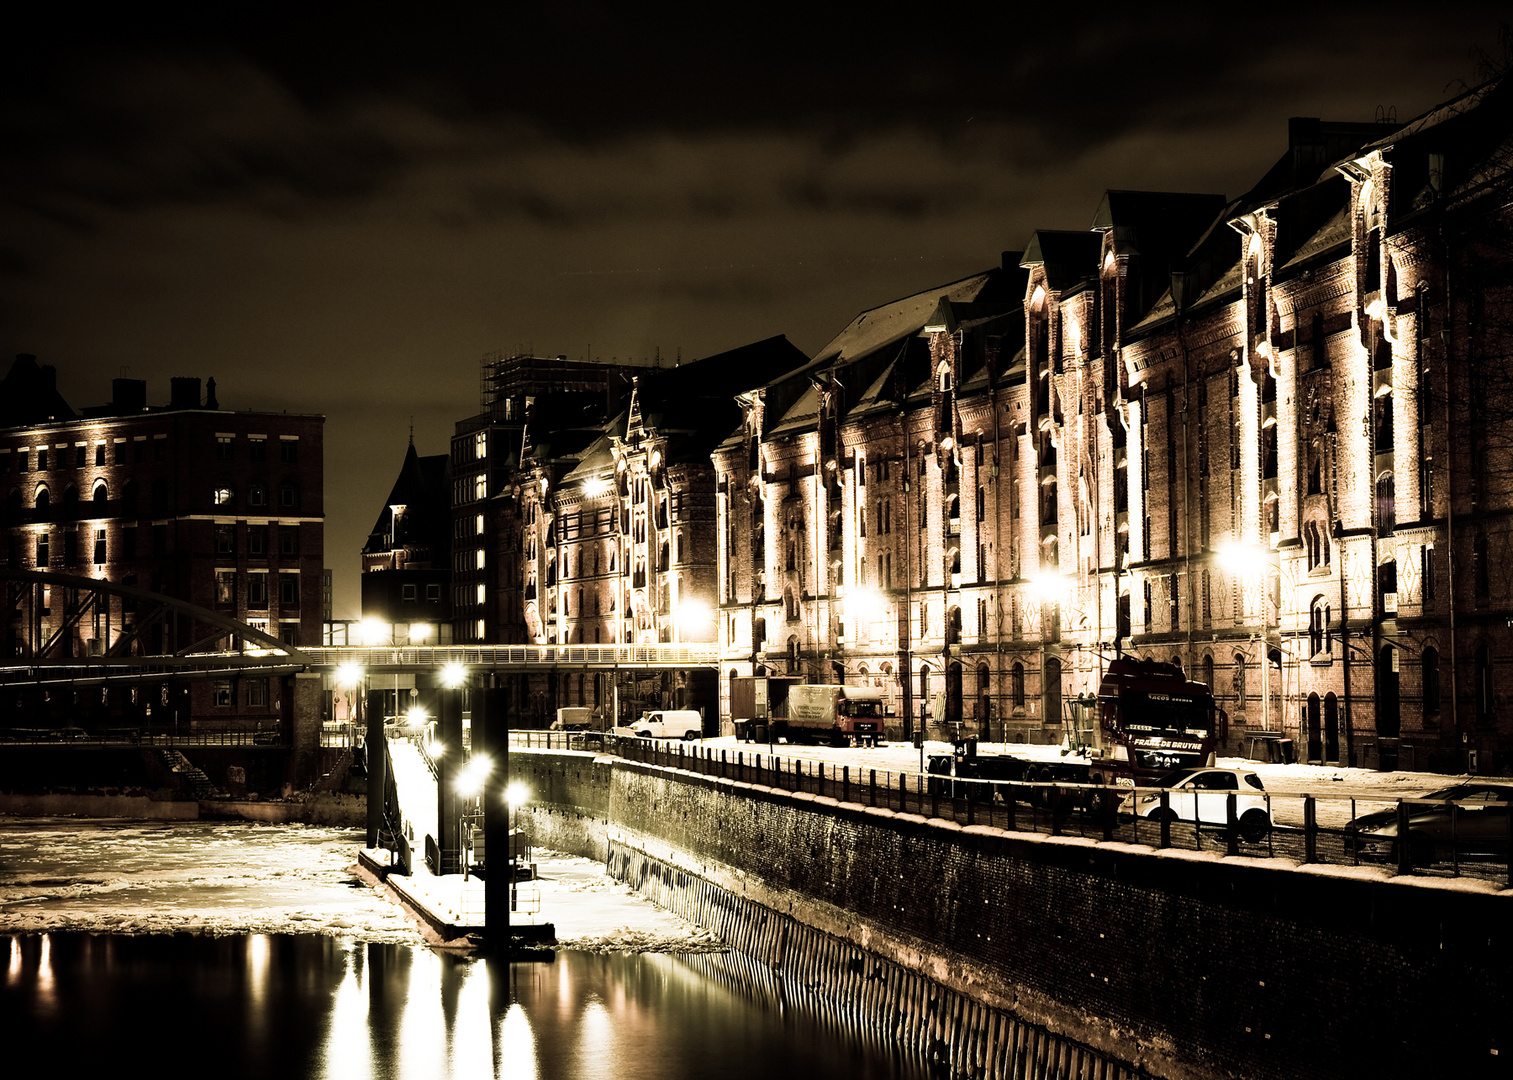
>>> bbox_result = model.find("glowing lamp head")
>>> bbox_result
[457,754,495,798]
[440,662,467,689]
[358,619,390,646]
[334,663,364,689]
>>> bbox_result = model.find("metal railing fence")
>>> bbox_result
[508,731,1513,886]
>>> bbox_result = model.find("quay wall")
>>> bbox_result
[509,748,1510,1080]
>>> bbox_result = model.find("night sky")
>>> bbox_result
[2,4,1507,617]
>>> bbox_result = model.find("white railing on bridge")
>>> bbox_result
[299,642,721,669]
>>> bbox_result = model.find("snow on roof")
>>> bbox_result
[811,271,998,366]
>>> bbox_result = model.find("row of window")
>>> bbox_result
[3,434,300,472]
[214,435,299,462]
[213,678,273,707]
[212,481,301,510]
[2,438,165,471]
[4,478,302,517]
[214,570,302,608]
[214,523,301,557]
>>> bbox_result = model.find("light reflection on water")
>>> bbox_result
[2,935,928,1080]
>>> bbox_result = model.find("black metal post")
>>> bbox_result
[480,685,510,947]
[365,687,386,849]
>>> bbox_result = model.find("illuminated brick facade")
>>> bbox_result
[714,79,1513,771]
[0,359,324,728]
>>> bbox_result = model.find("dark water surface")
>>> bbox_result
[2,934,932,1080]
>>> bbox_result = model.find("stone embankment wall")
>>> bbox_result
[510,748,1511,1080]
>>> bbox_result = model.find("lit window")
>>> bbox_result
[475,548,485,570]
[214,486,233,506]
[476,583,485,604]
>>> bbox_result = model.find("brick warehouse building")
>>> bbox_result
[711,76,1513,772]
[0,356,324,731]
[498,338,807,726]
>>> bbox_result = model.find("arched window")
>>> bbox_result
[34,486,50,517]
[1202,654,1215,691]
[1309,596,1331,657]
[1011,662,1025,709]
[92,480,108,507]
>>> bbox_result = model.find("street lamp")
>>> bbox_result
[440,662,468,689]
[450,754,492,879]
[358,618,391,647]
[334,663,365,751]
[675,597,714,642]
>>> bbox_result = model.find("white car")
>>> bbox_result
[628,709,703,740]
[1137,767,1273,842]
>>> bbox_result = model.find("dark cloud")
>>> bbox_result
[2,6,1507,614]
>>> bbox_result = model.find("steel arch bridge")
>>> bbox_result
[0,569,720,689]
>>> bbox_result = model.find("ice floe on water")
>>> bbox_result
[0,820,723,952]
[0,818,421,943]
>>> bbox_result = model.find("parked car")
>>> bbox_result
[1136,767,1273,842]
[628,710,703,740]
[1346,782,1513,866]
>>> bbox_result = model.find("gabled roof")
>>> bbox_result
[811,271,1002,367]
[1020,231,1101,292]
[363,442,450,555]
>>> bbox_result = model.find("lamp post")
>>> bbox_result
[456,753,492,882]
[504,778,527,924]
[435,662,468,873]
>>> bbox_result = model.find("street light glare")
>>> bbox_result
[1217,541,1269,574]
[675,598,714,640]
[405,704,429,726]
[358,618,390,646]
[456,754,495,797]
[440,662,467,688]
[334,663,363,689]
[845,585,884,620]
[505,781,529,809]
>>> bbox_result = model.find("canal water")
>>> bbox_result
[2,934,932,1080]
[0,821,930,1079]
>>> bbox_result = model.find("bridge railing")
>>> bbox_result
[0,726,285,748]
[302,643,721,668]
[507,732,1513,886]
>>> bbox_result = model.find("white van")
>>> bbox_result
[630,710,703,740]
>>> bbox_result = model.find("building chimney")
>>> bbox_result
[169,377,202,409]
[205,377,218,410]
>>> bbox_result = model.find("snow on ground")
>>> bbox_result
[521,849,725,953]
